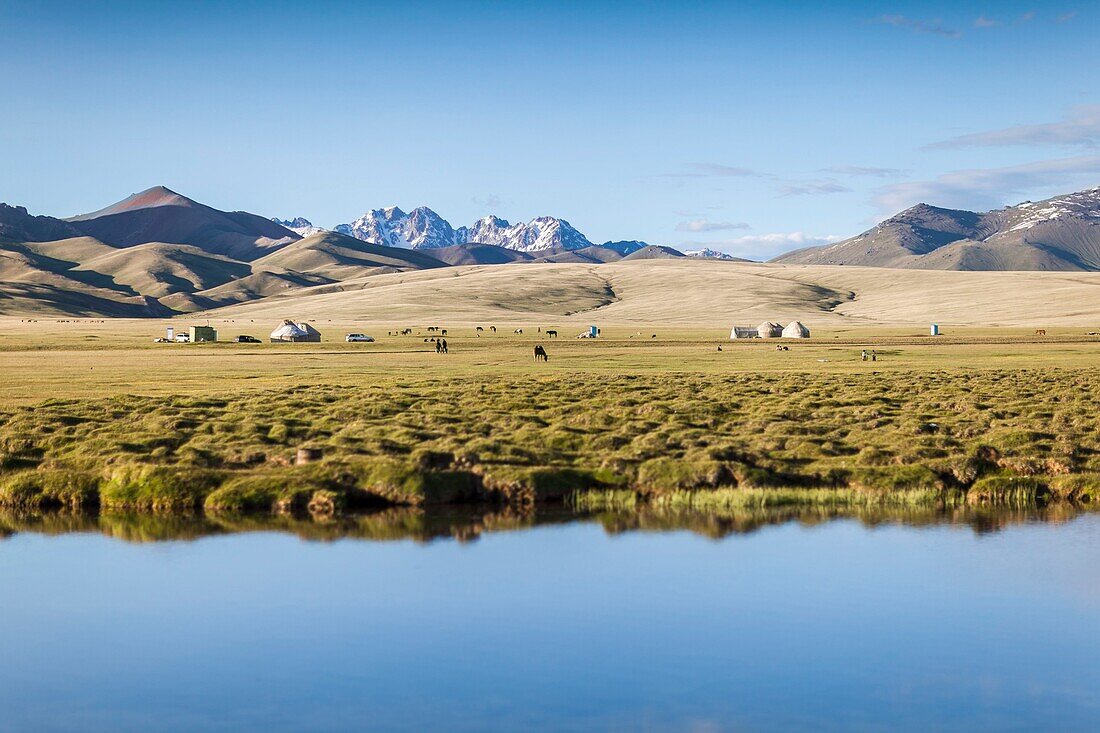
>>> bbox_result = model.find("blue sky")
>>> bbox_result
[1,0,1097,258]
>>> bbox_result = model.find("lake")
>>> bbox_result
[1,507,1098,732]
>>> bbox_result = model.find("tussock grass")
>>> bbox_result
[0,367,1097,515]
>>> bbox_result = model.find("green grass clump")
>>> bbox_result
[636,457,728,490]
[1048,474,1100,503]
[101,465,224,511]
[967,476,1049,505]
[849,465,941,492]
[0,469,100,509]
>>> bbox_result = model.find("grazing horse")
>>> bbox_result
[441,329,447,336]
[533,345,548,362]
[1035,329,1047,336]
[514,328,523,334]
[490,326,497,333]
[476,326,484,332]
[545,329,557,338]
[401,328,412,335]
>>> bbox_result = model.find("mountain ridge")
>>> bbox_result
[773,187,1100,271]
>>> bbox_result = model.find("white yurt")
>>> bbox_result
[730,326,759,339]
[757,321,783,338]
[270,320,321,343]
[781,321,810,339]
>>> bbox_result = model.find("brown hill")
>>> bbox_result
[774,187,1100,271]
[66,186,299,261]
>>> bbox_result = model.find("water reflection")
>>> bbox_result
[1,502,1093,544]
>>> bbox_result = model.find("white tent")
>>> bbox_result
[781,321,809,338]
[757,321,783,338]
[730,327,759,339]
[270,320,321,343]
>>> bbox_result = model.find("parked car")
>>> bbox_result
[233,335,261,343]
[174,334,190,343]
[345,333,375,343]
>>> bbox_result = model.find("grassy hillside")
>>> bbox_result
[207,259,1100,327]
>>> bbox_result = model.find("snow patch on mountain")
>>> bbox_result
[336,207,593,252]
[273,217,325,237]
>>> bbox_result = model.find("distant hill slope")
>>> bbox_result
[773,187,1100,271]
[426,242,535,265]
[254,230,448,279]
[211,259,1100,327]
[0,204,82,243]
[66,186,299,261]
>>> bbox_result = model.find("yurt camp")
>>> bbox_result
[270,320,322,343]
[757,321,783,338]
[782,321,810,339]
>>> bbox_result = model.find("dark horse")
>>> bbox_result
[533,345,548,362]
[545,329,557,338]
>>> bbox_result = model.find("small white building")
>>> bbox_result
[270,320,321,343]
[781,321,810,339]
[730,327,759,339]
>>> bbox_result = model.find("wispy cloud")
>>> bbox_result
[974,15,999,28]
[660,163,762,179]
[1057,11,1077,22]
[681,232,843,260]
[873,14,961,38]
[777,179,851,196]
[472,194,503,208]
[928,105,1100,149]
[872,155,1100,212]
[675,218,750,233]
[823,165,906,178]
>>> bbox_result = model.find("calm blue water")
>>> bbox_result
[1,512,1098,732]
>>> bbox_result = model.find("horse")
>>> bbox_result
[1035,329,1047,336]
[545,330,557,338]
[476,326,484,332]
[514,328,523,334]
[533,345,548,362]
[490,326,497,333]
[441,329,447,336]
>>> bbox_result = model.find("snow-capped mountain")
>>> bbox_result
[272,217,325,237]
[335,206,593,252]
[335,206,459,249]
[684,248,740,260]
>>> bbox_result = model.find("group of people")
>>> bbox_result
[435,338,448,354]
[861,349,877,362]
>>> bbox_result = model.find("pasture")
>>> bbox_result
[1,316,1098,516]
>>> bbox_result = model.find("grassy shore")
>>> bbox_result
[1,321,1098,517]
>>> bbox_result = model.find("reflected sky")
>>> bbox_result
[1,514,1098,732]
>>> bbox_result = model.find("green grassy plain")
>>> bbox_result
[1,317,1098,517]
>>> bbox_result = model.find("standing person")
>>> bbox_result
[861,349,868,362]
[436,340,442,354]
[441,338,448,354]
[871,350,877,362]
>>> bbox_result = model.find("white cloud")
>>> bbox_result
[675,218,750,232]
[823,165,906,178]
[929,105,1100,149]
[1057,11,1077,22]
[681,232,843,260]
[873,15,961,38]
[974,15,999,28]
[872,156,1100,212]
[777,180,852,196]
